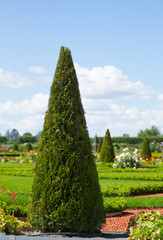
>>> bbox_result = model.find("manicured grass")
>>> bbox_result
[0,175,33,213]
[0,162,162,215]
[0,163,34,177]
[99,179,163,191]
[0,175,32,193]
[126,196,163,209]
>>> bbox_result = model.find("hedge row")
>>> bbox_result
[0,153,28,157]
[19,136,37,143]
[99,172,163,181]
[0,137,7,143]
[91,136,163,145]
[0,164,34,177]
[103,182,163,197]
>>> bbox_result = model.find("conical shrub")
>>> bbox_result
[100,129,115,162]
[97,139,103,153]
[141,136,151,160]
[26,142,32,151]
[29,47,105,233]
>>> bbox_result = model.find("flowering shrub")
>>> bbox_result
[0,150,37,164]
[129,211,163,240]
[0,208,31,234]
[0,185,27,217]
[113,148,142,169]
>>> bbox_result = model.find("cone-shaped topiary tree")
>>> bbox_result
[26,142,32,151]
[100,129,115,162]
[141,136,151,160]
[29,47,105,233]
[97,139,103,153]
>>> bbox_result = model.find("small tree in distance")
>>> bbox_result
[29,46,105,233]
[100,129,115,162]
[97,139,103,153]
[141,136,151,160]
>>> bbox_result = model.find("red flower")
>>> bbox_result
[0,185,5,193]
[10,191,16,201]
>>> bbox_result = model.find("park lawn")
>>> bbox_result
[0,163,162,214]
[99,179,163,191]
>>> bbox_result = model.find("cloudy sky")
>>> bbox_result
[0,0,163,137]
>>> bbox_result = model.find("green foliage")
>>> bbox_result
[100,129,115,162]
[138,125,161,137]
[13,143,19,151]
[26,143,32,151]
[97,139,103,152]
[29,46,105,233]
[0,152,22,156]
[0,208,30,234]
[104,197,127,213]
[0,136,7,143]
[112,137,143,144]
[99,172,163,181]
[103,182,163,197]
[19,136,37,143]
[141,136,152,159]
[129,211,163,240]
[23,132,32,136]
[126,196,163,209]
[0,163,34,176]
[0,201,27,217]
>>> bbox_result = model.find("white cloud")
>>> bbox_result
[0,93,49,116]
[158,94,163,107]
[84,105,163,137]
[0,68,33,88]
[28,66,46,74]
[15,115,45,135]
[75,64,155,100]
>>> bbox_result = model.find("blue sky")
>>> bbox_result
[0,0,163,137]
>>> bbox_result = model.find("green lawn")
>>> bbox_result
[0,162,162,215]
[99,179,163,190]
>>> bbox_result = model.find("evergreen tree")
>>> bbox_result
[29,47,105,233]
[97,139,103,153]
[100,129,115,162]
[26,142,32,151]
[13,143,19,151]
[141,136,151,159]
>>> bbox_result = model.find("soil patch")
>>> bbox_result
[101,208,163,232]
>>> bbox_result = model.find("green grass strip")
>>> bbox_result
[126,196,163,209]
[99,172,163,181]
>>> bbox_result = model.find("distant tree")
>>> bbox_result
[19,136,37,143]
[36,131,42,137]
[29,46,105,233]
[97,139,103,153]
[26,142,32,151]
[10,129,19,141]
[141,136,151,160]
[13,143,19,151]
[36,131,42,141]
[5,130,10,141]
[100,129,115,162]
[123,133,129,137]
[138,126,161,137]
[92,133,99,152]
[23,132,32,136]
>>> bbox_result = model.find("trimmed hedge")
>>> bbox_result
[19,136,37,143]
[99,172,163,181]
[91,136,163,145]
[103,182,163,197]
